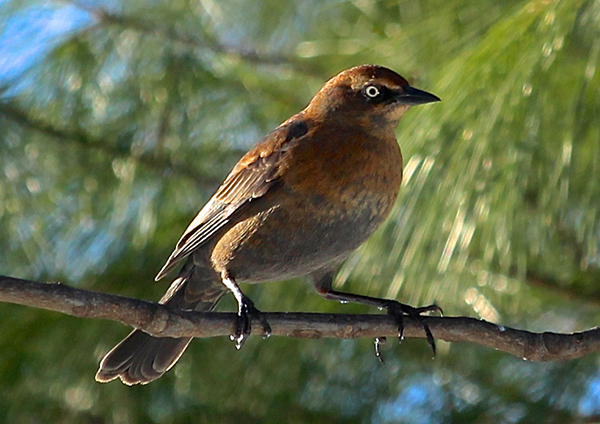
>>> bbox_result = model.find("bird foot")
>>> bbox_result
[383,301,443,356]
[230,295,272,350]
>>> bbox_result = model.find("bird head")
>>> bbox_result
[307,64,440,126]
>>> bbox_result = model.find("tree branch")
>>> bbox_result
[1,274,598,361]
[0,103,235,186]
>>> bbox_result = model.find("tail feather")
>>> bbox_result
[96,274,225,385]
[96,330,192,385]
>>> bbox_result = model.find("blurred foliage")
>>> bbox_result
[0,0,599,423]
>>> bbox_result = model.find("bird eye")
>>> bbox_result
[364,85,380,98]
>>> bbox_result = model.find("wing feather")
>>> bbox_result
[155,120,308,280]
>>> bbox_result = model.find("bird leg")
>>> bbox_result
[221,272,272,349]
[312,271,442,356]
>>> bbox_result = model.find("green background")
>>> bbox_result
[1,0,599,422]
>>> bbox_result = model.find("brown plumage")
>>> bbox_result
[96,64,440,385]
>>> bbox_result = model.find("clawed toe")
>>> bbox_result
[230,311,250,349]
[413,304,444,317]
[374,337,387,363]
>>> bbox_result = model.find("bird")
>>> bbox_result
[95,64,440,385]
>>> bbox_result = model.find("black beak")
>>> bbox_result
[396,85,440,105]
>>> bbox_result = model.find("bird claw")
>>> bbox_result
[231,295,272,350]
[374,337,387,364]
[384,301,442,357]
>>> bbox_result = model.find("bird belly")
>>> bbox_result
[209,191,393,283]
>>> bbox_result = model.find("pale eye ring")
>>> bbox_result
[364,85,380,98]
